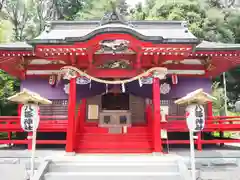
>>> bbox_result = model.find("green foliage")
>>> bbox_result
[0,70,19,115]
[75,0,128,20]
[211,81,226,115]
[0,0,239,115]
[130,0,237,43]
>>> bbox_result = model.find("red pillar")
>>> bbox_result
[152,77,162,152]
[66,78,76,152]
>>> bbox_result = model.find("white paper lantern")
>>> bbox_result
[20,104,40,132]
[185,104,205,132]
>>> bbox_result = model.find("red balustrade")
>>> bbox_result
[162,115,240,151]
[0,115,240,152]
[0,116,68,147]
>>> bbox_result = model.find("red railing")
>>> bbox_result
[1,115,240,152]
[0,116,68,148]
[162,115,240,150]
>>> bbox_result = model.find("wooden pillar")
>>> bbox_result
[66,77,76,152]
[152,77,162,152]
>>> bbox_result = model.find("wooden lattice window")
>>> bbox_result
[39,99,68,118]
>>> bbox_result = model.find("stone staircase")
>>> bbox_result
[39,155,191,180]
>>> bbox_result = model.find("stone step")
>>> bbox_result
[199,169,240,180]
[49,162,179,173]
[48,155,180,162]
[44,172,182,180]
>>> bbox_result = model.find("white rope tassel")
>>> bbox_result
[105,84,108,94]
[138,78,143,87]
[121,83,125,93]
[89,79,92,89]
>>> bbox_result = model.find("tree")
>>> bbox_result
[212,82,226,115]
[130,0,235,43]
[75,0,129,20]
[42,0,87,20]
[0,70,19,115]
[0,0,36,41]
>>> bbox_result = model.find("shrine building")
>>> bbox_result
[0,10,240,153]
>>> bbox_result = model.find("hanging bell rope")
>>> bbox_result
[58,66,168,85]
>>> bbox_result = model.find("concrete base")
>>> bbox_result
[152,152,165,156]
[64,152,76,156]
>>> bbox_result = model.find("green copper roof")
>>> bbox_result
[196,41,240,51]
[27,20,199,44]
[0,42,32,50]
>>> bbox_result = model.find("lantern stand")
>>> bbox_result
[7,89,52,180]
[27,101,38,179]
[175,89,216,180]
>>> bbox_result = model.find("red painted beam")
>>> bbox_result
[163,64,206,70]
[159,55,186,62]
[86,69,140,78]
[27,64,66,70]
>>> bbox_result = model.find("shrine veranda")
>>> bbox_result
[0,11,240,153]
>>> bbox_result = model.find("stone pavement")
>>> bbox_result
[0,146,240,180]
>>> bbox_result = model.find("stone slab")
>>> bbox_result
[0,164,27,180]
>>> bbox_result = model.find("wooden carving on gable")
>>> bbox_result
[98,59,131,69]
[99,39,130,53]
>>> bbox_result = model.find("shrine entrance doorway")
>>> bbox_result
[99,93,131,134]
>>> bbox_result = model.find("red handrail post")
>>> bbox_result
[145,103,152,133]
[28,132,33,150]
[197,132,202,151]
[81,99,86,132]
[66,78,76,152]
